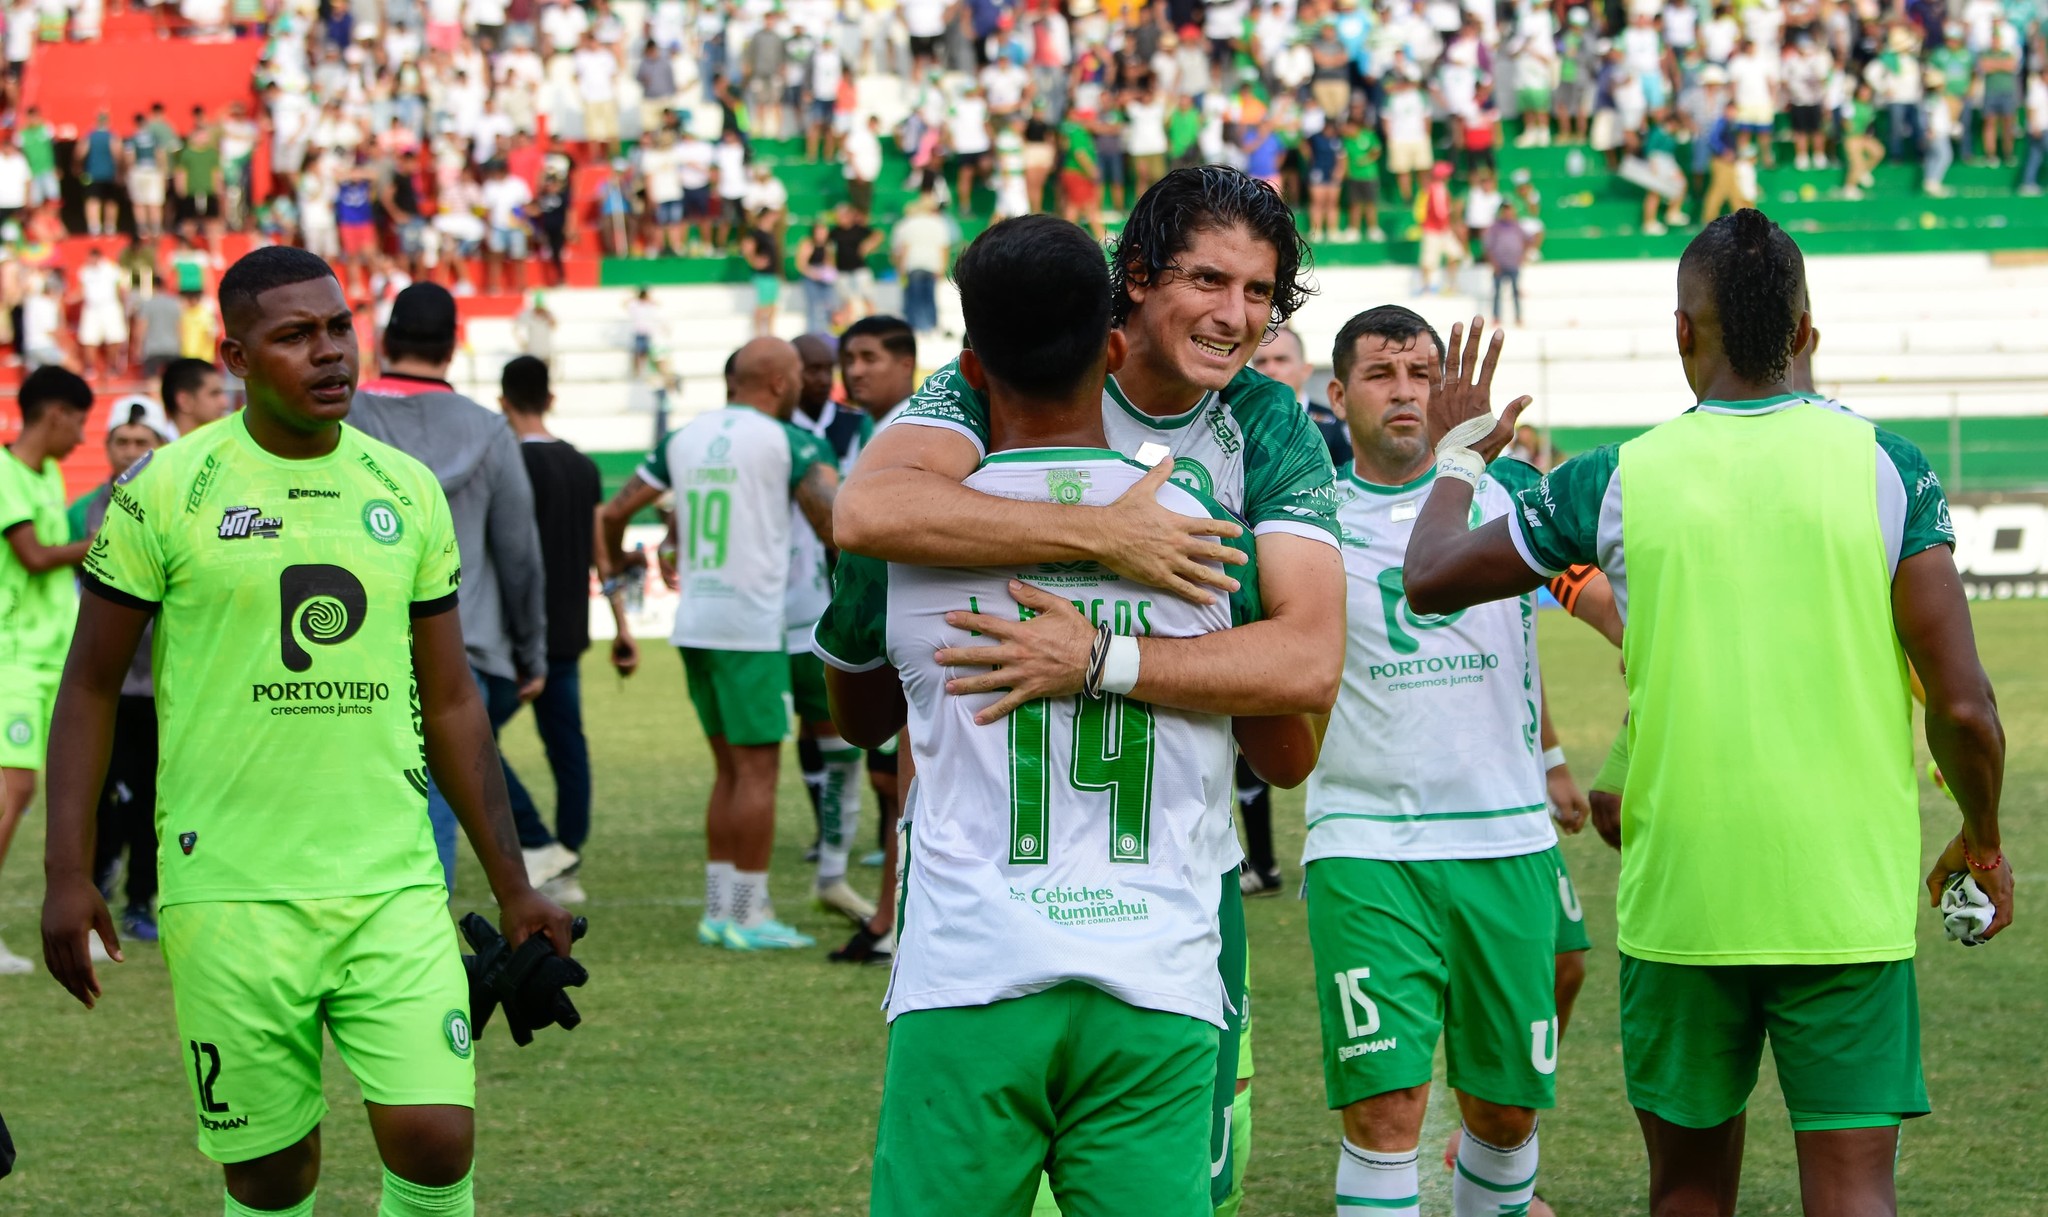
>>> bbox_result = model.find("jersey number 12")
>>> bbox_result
[1009,695,1155,865]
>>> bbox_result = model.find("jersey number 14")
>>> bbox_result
[1009,694,1155,865]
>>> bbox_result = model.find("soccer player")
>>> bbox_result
[0,366,95,976]
[40,245,576,1217]
[1403,213,2011,1215]
[787,332,878,925]
[599,337,840,951]
[830,315,921,959]
[1305,306,1565,1217]
[68,394,176,946]
[162,355,231,437]
[834,165,1343,1214]
[814,213,1315,1217]
[499,355,640,906]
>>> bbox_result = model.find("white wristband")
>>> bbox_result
[1542,746,1567,771]
[1099,635,1142,697]
[1435,448,1484,488]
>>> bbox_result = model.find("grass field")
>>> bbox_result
[1,601,2042,1215]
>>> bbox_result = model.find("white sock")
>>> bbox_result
[1451,1123,1538,1217]
[730,870,773,928]
[815,737,862,884]
[704,861,735,922]
[1337,1140,1418,1217]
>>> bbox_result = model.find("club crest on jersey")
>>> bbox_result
[218,506,282,540]
[1169,458,1213,496]
[362,499,404,545]
[1046,469,1091,505]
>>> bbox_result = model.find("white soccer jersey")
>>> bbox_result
[1303,461,1558,862]
[636,406,833,652]
[813,450,1263,1026]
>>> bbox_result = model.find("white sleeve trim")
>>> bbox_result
[1250,519,1341,548]
[1507,508,1565,578]
[1874,447,1908,578]
[634,461,669,491]
[811,630,890,674]
[893,414,988,458]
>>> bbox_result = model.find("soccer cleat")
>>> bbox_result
[815,879,878,925]
[0,936,32,974]
[541,867,587,905]
[122,905,159,943]
[721,919,816,951]
[697,918,730,946]
[1239,864,1285,899]
[828,923,896,966]
[523,841,579,888]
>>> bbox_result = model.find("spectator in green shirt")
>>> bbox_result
[1342,119,1384,240]
[18,106,56,206]
[175,108,224,242]
[1057,113,1102,240]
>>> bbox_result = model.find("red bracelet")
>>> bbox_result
[1963,840,2005,872]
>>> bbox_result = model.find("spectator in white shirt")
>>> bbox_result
[713,126,750,248]
[841,113,882,215]
[481,159,533,293]
[574,33,623,156]
[947,83,993,207]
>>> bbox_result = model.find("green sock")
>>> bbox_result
[224,1190,315,1217]
[378,1168,473,1217]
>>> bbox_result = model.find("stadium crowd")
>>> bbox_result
[0,0,2039,351]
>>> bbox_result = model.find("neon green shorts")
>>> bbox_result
[1307,853,1559,1111]
[0,664,59,770]
[160,885,475,1163]
[680,646,790,746]
[1619,954,1929,1130]
[1549,845,1590,955]
[789,650,831,724]
[874,982,1218,1217]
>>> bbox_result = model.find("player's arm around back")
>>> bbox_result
[834,422,1246,603]
[41,591,152,1006]
[1893,543,2012,937]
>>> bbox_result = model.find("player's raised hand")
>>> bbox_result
[500,886,580,958]
[1091,457,1246,606]
[938,580,1094,724]
[1428,316,1532,464]
[41,874,122,1008]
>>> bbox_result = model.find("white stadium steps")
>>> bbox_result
[448,252,2048,454]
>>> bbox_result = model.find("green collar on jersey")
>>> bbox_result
[1695,393,1823,416]
[1104,376,1211,431]
[229,409,349,468]
[1344,463,1435,495]
[980,446,1136,466]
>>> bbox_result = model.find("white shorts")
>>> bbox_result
[1419,228,1465,271]
[79,302,128,347]
[1388,138,1434,175]
[129,166,166,206]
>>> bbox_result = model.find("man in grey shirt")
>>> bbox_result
[348,282,552,890]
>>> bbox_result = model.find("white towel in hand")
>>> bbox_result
[1941,873,1994,947]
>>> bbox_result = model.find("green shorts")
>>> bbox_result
[0,664,58,770]
[752,273,782,307]
[1210,873,1247,1206]
[874,982,1218,1217]
[1549,845,1590,954]
[1517,86,1553,115]
[789,650,831,724]
[1618,954,1929,1130]
[160,885,474,1163]
[680,646,791,746]
[1307,853,1559,1111]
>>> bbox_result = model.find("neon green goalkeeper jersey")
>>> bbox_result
[81,413,462,907]
[0,447,76,671]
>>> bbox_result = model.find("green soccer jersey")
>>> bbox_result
[1061,120,1099,174]
[0,447,77,672]
[19,123,54,177]
[1342,128,1381,180]
[81,413,463,907]
[1506,395,1954,965]
[898,360,1339,548]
